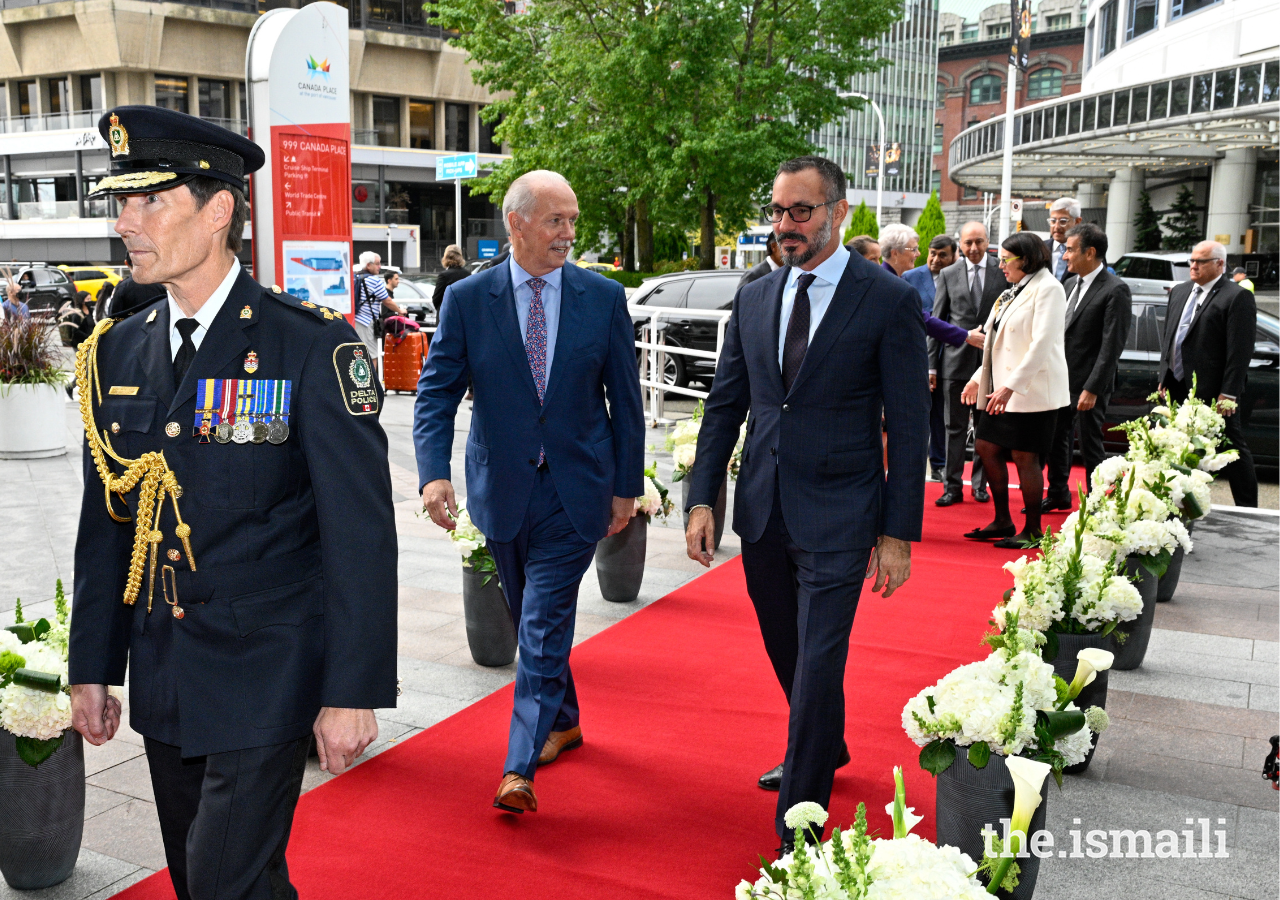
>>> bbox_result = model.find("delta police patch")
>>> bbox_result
[333,343,380,416]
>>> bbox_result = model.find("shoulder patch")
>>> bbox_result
[267,287,343,323]
[333,342,380,416]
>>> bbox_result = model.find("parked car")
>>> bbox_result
[12,265,78,317]
[1102,298,1278,468]
[1112,251,1191,298]
[58,264,124,300]
[392,277,438,333]
[629,270,742,387]
[577,261,618,274]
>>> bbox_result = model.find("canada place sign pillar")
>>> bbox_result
[246,1,354,319]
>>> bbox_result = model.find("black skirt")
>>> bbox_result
[974,407,1066,457]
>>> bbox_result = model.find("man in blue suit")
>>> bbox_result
[413,170,645,814]
[902,234,960,480]
[684,156,929,853]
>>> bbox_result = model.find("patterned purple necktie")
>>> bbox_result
[526,277,548,465]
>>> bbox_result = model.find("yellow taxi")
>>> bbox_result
[59,264,125,298]
[576,260,619,274]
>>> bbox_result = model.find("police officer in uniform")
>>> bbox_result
[68,106,398,900]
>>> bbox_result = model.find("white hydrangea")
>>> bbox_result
[1,626,72,742]
[635,473,673,521]
[671,441,697,471]
[998,555,1065,632]
[448,508,486,561]
[1055,703,1095,767]
[996,545,1140,634]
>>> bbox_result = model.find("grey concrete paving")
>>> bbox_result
[1,393,1276,900]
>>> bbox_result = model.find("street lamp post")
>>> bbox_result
[838,91,884,229]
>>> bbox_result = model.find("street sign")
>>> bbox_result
[438,153,478,180]
[1009,198,1024,221]
[477,240,500,259]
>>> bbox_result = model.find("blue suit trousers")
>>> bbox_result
[488,465,596,779]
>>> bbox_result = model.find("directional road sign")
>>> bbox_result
[438,153,478,180]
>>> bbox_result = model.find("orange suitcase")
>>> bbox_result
[382,330,427,393]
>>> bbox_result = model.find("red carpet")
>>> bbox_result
[116,464,1085,900]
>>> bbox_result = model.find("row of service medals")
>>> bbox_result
[194,379,291,445]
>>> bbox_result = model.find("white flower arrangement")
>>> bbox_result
[1090,456,1213,522]
[446,508,498,584]
[902,624,1106,781]
[666,401,746,482]
[635,463,675,522]
[1119,387,1240,476]
[1,583,75,766]
[737,770,991,900]
[1063,466,1192,575]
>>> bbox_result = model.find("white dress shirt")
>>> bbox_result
[508,255,563,381]
[777,243,850,369]
[168,260,241,360]
[1066,262,1104,319]
[966,257,985,297]
[1050,241,1067,275]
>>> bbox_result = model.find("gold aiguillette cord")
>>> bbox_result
[77,320,197,612]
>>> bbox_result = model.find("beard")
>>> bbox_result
[778,214,833,268]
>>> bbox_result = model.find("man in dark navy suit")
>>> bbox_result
[1044,197,1081,282]
[68,107,398,900]
[684,156,929,853]
[414,170,645,814]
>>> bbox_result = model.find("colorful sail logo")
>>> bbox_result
[306,56,331,79]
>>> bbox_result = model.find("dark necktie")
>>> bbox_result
[1065,278,1084,322]
[782,273,816,393]
[969,264,982,310]
[173,318,199,387]
[525,277,548,465]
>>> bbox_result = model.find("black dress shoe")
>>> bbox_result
[930,466,944,482]
[935,491,962,507]
[758,742,851,791]
[993,532,1042,549]
[964,524,1017,540]
[1041,495,1072,512]
[972,487,990,503]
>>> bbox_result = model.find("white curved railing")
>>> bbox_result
[627,303,732,426]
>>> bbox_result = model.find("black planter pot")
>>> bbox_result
[1157,520,1194,603]
[935,751,1047,899]
[462,567,517,667]
[0,729,84,889]
[1048,631,1111,775]
[681,478,726,550]
[1110,556,1159,671]
[596,514,647,603]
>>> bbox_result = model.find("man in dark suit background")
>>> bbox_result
[931,221,1008,506]
[740,231,782,288]
[904,235,958,480]
[1044,223,1131,508]
[1158,239,1258,507]
[683,156,929,853]
[415,170,645,813]
[1044,198,1081,282]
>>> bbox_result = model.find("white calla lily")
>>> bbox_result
[982,757,1052,894]
[1067,648,1115,699]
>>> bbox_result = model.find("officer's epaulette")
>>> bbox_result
[265,285,344,322]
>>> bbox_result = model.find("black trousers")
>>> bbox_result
[145,736,311,900]
[1167,377,1258,507]
[1047,394,1110,499]
[929,382,947,470]
[739,483,872,839]
[942,378,986,494]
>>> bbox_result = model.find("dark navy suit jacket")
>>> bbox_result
[69,271,399,756]
[413,262,645,544]
[686,252,930,551]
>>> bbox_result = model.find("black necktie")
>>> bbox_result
[782,273,816,393]
[173,318,199,386]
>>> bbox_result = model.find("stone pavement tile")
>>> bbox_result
[570,612,615,645]
[396,656,513,701]
[1254,641,1278,664]
[81,799,167,871]
[1109,669,1252,709]
[86,755,155,803]
[1146,629,1257,660]
[397,585,464,615]
[1234,805,1280,854]
[1243,738,1277,777]
[1107,691,1280,740]
[397,618,470,662]
[84,785,133,819]
[397,606,458,634]
[1177,581,1280,608]
[1103,748,1280,811]
[1103,717,1245,767]
[378,688,470,730]
[1036,867,1232,900]
[1153,847,1278,900]
[1249,684,1278,712]
[84,870,154,900]
[1154,605,1280,642]
[0,849,143,900]
[1139,646,1279,688]
[83,739,145,777]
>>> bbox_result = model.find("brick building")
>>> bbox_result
[934,0,1087,233]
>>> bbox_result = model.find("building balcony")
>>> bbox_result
[948,60,1280,192]
[3,199,113,220]
[0,111,103,133]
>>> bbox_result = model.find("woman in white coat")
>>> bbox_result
[961,231,1070,547]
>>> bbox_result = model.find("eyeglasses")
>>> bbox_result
[1188,258,1222,266]
[761,201,836,224]
[1048,217,1075,225]
[998,255,1021,264]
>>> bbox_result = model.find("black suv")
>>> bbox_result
[1104,298,1278,468]
[630,270,743,387]
[13,265,78,317]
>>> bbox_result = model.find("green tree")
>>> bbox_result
[914,190,946,251]
[435,0,901,269]
[1131,190,1162,252]
[1162,185,1201,252]
[842,200,879,243]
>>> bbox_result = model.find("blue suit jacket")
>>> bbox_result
[686,252,929,551]
[413,262,645,544]
[902,264,936,312]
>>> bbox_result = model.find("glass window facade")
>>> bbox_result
[1170,0,1219,19]
[1027,69,1062,100]
[16,80,35,117]
[47,77,69,115]
[970,74,1002,104]
[199,79,231,120]
[479,109,503,153]
[813,0,938,196]
[1045,13,1072,29]
[1097,1,1118,58]
[372,95,400,147]
[409,100,435,149]
[79,75,102,112]
[155,75,189,113]
[445,103,470,152]
[1125,0,1157,40]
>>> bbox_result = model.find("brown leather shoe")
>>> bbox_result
[538,726,584,766]
[493,773,537,813]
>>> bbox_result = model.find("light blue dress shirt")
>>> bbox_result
[777,243,850,370]
[509,255,563,381]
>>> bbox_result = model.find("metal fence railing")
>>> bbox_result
[627,303,731,426]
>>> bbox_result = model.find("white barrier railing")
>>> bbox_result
[627,303,732,425]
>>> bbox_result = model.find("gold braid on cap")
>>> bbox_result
[76,319,196,612]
